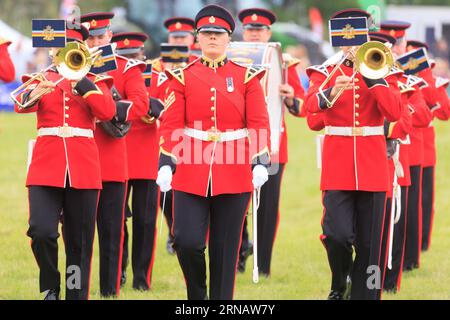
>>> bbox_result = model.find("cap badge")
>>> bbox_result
[390,30,396,37]
[251,14,258,21]
[342,24,355,40]
[124,38,130,46]
[175,22,182,29]
[209,16,216,23]
[43,25,55,41]
[91,19,97,27]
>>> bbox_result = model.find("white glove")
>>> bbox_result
[156,165,173,192]
[252,165,269,189]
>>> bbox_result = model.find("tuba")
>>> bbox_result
[318,41,394,106]
[11,42,101,109]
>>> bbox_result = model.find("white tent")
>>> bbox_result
[0,19,35,80]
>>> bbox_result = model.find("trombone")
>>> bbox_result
[11,42,102,110]
[319,41,394,106]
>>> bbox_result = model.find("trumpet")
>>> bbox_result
[319,41,394,106]
[11,42,102,110]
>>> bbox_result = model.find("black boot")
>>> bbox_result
[166,234,175,255]
[237,241,253,273]
[342,275,352,300]
[327,291,344,300]
[44,288,60,300]
[120,270,127,287]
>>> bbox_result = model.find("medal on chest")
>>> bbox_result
[226,77,234,93]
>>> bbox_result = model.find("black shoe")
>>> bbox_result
[327,290,343,300]
[120,271,127,287]
[404,262,419,271]
[383,286,397,294]
[342,275,352,300]
[237,243,253,273]
[133,282,149,291]
[166,236,175,255]
[44,288,60,300]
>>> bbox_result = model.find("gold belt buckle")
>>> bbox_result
[58,126,73,138]
[207,130,221,142]
[352,127,364,136]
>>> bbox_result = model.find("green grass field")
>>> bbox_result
[1,111,449,300]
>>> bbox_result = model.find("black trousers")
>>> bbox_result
[421,166,435,251]
[97,182,126,297]
[160,190,174,238]
[240,217,251,255]
[384,187,408,292]
[322,190,386,300]
[124,179,159,290]
[173,190,251,300]
[404,166,422,270]
[239,164,285,274]
[27,185,98,300]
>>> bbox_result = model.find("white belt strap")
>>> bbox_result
[184,128,248,142]
[38,126,94,138]
[324,126,384,137]
[388,143,403,270]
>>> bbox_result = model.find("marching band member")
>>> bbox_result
[236,7,306,275]
[405,40,450,252]
[114,31,163,291]
[15,24,116,300]
[156,4,271,300]
[0,37,15,82]
[305,9,402,300]
[80,12,149,296]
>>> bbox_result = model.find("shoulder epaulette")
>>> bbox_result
[286,58,301,68]
[435,76,449,89]
[244,66,266,84]
[306,64,330,78]
[388,65,404,77]
[157,72,168,87]
[92,73,113,83]
[406,75,426,88]
[167,68,185,86]
[397,80,415,94]
[123,58,146,74]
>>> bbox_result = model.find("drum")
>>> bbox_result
[227,42,285,154]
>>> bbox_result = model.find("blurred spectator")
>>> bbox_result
[433,38,450,63]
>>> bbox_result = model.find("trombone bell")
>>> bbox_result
[355,41,394,80]
[54,42,93,81]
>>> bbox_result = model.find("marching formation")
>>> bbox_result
[4,4,449,300]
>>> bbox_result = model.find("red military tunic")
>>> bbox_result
[433,77,450,121]
[402,75,433,167]
[273,58,305,164]
[305,59,402,191]
[125,58,167,180]
[384,72,415,197]
[95,55,148,182]
[15,71,116,189]
[0,38,15,83]
[418,69,447,168]
[159,56,271,197]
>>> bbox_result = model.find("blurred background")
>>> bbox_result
[1,0,450,111]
